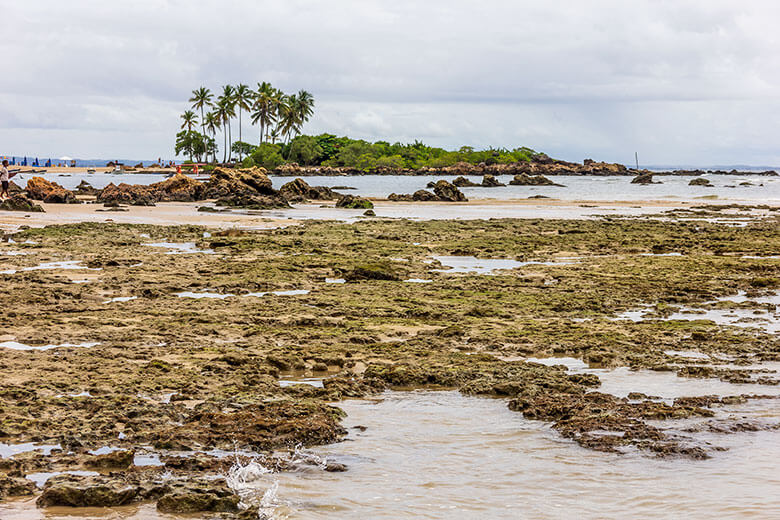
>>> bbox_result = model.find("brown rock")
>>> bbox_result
[432,180,467,202]
[25,177,78,203]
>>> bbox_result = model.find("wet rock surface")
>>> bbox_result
[389,181,467,202]
[335,194,374,209]
[631,172,659,185]
[279,178,338,202]
[508,173,563,186]
[0,194,45,212]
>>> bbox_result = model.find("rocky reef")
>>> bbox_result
[0,214,778,515]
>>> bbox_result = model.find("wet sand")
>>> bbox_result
[2,197,774,233]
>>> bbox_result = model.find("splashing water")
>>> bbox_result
[225,458,280,516]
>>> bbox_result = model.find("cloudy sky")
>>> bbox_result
[2,0,779,165]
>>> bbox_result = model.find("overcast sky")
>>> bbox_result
[2,0,779,165]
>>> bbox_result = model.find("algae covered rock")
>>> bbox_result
[336,194,373,209]
[0,475,36,498]
[344,263,400,281]
[508,173,560,186]
[280,177,337,202]
[481,174,505,187]
[689,177,713,186]
[0,194,45,212]
[74,180,99,196]
[156,479,239,514]
[452,176,479,187]
[36,474,139,507]
[631,172,658,185]
[85,449,135,469]
[431,180,467,202]
[411,190,437,201]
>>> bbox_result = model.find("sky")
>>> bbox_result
[1,0,780,165]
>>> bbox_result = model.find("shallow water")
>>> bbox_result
[0,341,100,351]
[237,390,780,519]
[143,242,214,254]
[1,390,779,518]
[268,174,780,203]
[15,172,780,203]
[615,291,780,334]
[428,255,575,275]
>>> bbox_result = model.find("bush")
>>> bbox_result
[250,143,285,170]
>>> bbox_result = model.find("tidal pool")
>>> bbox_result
[228,390,780,519]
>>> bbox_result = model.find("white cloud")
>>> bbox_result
[1,0,779,164]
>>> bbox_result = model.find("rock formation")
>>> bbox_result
[25,177,79,203]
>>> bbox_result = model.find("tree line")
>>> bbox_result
[247,134,539,172]
[175,83,314,163]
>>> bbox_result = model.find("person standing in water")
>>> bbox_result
[1,160,11,199]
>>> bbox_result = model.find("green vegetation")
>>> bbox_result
[239,134,540,172]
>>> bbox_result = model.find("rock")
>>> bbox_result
[97,183,156,206]
[363,209,376,216]
[279,178,337,202]
[431,180,467,202]
[25,177,79,203]
[344,263,400,281]
[387,193,413,201]
[274,163,302,175]
[412,190,438,201]
[481,174,505,187]
[85,449,135,469]
[205,167,288,209]
[508,173,560,186]
[156,483,239,514]
[8,180,23,194]
[336,195,373,209]
[631,173,658,185]
[36,474,139,507]
[74,180,99,196]
[0,194,45,212]
[324,462,348,472]
[452,176,479,187]
[689,177,712,186]
[148,173,205,201]
[0,475,36,498]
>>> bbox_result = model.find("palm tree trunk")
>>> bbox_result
[227,121,232,163]
[238,110,243,160]
[223,124,227,164]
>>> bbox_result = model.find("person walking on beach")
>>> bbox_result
[1,160,12,199]
[0,159,13,200]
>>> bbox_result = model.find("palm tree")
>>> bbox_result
[276,93,300,146]
[189,87,213,140]
[295,89,315,129]
[215,96,235,164]
[251,82,279,145]
[233,84,253,159]
[216,86,236,163]
[180,110,198,132]
[204,111,219,163]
